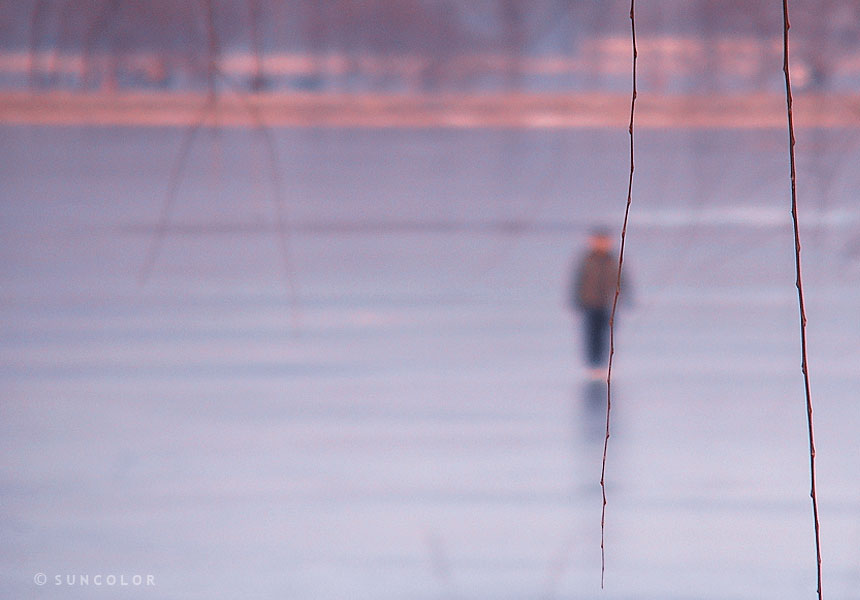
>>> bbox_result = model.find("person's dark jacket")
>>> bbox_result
[571,250,620,310]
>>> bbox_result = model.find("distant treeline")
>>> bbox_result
[1,0,857,93]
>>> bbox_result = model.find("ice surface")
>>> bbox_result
[1,125,859,599]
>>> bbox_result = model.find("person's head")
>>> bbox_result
[588,229,613,254]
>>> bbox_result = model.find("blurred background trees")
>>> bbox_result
[1,0,857,94]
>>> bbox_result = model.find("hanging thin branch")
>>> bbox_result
[139,0,300,329]
[781,2,823,599]
[81,0,120,89]
[27,0,48,90]
[139,0,220,285]
[138,98,213,285]
[202,0,218,98]
[248,0,265,90]
[601,0,637,589]
[220,70,302,331]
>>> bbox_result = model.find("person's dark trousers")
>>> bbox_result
[583,307,610,367]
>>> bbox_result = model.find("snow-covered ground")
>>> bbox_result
[2,125,859,599]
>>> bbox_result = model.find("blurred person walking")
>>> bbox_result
[569,230,626,380]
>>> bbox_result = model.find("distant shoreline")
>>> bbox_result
[1,91,858,129]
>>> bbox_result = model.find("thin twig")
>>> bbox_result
[27,0,47,90]
[138,99,213,284]
[781,2,823,599]
[223,75,302,331]
[140,0,222,285]
[248,0,265,89]
[81,0,118,89]
[601,0,637,589]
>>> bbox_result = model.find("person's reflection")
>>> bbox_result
[565,381,609,500]
[580,379,606,443]
[569,382,625,503]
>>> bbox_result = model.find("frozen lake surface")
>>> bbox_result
[2,125,859,599]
